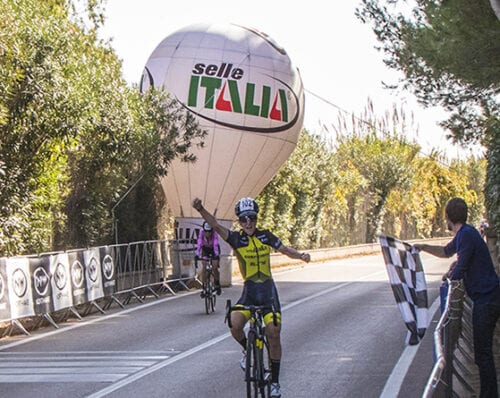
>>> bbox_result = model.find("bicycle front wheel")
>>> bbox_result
[262,336,271,397]
[203,280,211,314]
[246,331,258,397]
[210,282,216,312]
[246,331,268,397]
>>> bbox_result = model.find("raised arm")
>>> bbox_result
[192,198,229,241]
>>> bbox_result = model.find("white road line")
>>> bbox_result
[379,296,441,398]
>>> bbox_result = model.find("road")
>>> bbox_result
[0,252,450,398]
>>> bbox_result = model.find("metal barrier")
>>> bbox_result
[423,280,465,397]
[424,280,500,397]
[0,239,198,337]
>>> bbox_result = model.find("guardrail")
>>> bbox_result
[424,279,500,397]
[423,280,465,397]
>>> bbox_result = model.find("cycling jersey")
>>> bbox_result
[226,228,283,323]
[196,230,220,259]
[225,229,282,283]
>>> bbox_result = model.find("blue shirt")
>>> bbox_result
[445,224,499,302]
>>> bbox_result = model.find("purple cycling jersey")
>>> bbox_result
[196,229,221,258]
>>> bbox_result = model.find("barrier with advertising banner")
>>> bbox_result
[6,257,35,321]
[67,250,87,306]
[31,256,52,315]
[0,240,166,332]
[50,253,73,312]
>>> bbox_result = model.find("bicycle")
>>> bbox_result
[196,255,217,314]
[225,299,277,397]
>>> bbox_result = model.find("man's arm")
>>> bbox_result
[413,243,449,258]
[192,198,229,241]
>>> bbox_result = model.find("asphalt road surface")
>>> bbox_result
[0,252,450,398]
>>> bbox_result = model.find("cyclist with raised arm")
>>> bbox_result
[193,197,310,398]
[196,221,222,296]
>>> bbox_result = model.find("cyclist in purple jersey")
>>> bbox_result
[196,222,221,295]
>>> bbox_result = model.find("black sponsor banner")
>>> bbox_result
[31,256,53,315]
[7,257,35,319]
[84,248,104,301]
[0,257,10,321]
[50,253,73,311]
[99,246,116,296]
[68,250,87,305]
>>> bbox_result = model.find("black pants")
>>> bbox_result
[473,287,500,398]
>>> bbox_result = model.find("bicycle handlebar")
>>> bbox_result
[194,254,213,268]
[225,299,278,328]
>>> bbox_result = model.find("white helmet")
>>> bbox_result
[203,222,212,231]
[235,197,259,217]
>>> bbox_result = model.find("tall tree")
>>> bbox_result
[258,131,336,249]
[335,131,419,242]
[331,100,421,243]
[0,0,206,254]
[356,0,500,240]
[0,0,82,254]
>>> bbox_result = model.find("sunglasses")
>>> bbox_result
[238,215,257,223]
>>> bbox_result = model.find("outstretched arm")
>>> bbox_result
[413,243,448,258]
[277,244,310,263]
[192,198,229,241]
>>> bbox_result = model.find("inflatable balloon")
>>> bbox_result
[140,23,305,283]
[141,23,305,221]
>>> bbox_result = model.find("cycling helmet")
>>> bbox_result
[235,197,259,217]
[203,222,212,231]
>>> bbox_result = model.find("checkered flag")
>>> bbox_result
[378,234,428,345]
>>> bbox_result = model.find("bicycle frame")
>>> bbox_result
[197,255,216,314]
[226,300,277,397]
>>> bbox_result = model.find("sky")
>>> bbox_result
[99,0,480,159]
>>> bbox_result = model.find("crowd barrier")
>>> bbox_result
[0,239,192,336]
[423,280,465,397]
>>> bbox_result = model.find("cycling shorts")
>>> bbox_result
[235,279,281,325]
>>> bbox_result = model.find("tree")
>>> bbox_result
[331,101,421,243]
[0,0,82,254]
[110,89,206,244]
[335,131,419,242]
[258,131,336,249]
[356,0,500,239]
[0,0,206,254]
